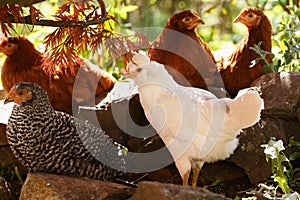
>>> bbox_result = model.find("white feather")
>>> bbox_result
[126,53,264,180]
[0,100,14,125]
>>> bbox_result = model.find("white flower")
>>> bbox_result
[261,139,285,159]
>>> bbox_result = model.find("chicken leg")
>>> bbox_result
[183,170,190,186]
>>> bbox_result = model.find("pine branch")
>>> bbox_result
[6,14,110,27]
[0,0,45,6]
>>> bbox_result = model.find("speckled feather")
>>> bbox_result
[6,83,126,181]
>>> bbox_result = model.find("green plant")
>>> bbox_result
[250,8,300,73]
[261,137,300,199]
[273,7,300,72]
[261,137,291,194]
[250,41,275,72]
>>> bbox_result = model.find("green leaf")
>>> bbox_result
[292,46,300,52]
[284,52,293,64]
[263,64,275,73]
[277,59,282,67]
[274,174,291,194]
[283,40,290,49]
[292,168,300,173]
[211,178,222,187]
[289,152,300,161]
[296,8,300,15]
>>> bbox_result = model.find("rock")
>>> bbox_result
[227,72,300,184]
[78,94,166,159]
[251,72,300,116]
[20,173,135,200]
[0,124,24,200]
[78,72,300,187]
[77,94,154,148]
[0,123,8,146]
[129,181,225,200]
[0,176,13,200]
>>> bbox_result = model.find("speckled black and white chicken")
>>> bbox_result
[4,82,127,181]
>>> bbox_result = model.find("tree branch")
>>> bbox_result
[0,0,45,6]
[245,0,252,6]
[278,0,291,14]
[6,14,110,27]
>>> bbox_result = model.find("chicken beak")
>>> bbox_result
[196,18,205,25]
[4,97,14,104]
[122,72,135,80]
[234,15,245,24]
[122,73,130,80]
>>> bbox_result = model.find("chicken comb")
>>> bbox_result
[0,37,8,46]
[240,7,263,16]
[126,53,150,72]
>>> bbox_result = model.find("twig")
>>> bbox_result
[245,0,252,6]
[6,14,110,27]
[98,0,107,18]
[261,0,269,9]
[278,0,292,14]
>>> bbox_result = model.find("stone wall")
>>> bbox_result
[1,72,300,199]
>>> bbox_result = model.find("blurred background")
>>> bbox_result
[0,0,299,83]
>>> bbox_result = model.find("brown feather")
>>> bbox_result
[0,36,116,114]
[148,10,222,91]
[217,7,272,97]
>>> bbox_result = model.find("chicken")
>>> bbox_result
[0,36,116,114]
[148,10,224,95]
[4,82,127,180]
[125,53,264,186]
[217,7,272,97]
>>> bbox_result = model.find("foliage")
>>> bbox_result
[0,164,25,200]
[0,4,43,36]
[260,137,300,199]
[0,0,147,77]
[261,138,291,194]
[0,0,299,79]
[273,8,300,72]
[41,0,116,75]
[250,7,300,73]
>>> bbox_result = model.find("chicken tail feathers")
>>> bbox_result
[227,87,264,130]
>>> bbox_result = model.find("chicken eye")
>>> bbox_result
[18,91,24,96]
[183,17,191,22]
[248,13,254,18]
[136,67,142,72]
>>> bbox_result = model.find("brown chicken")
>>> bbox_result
[217,7,272,97]
[0,36,116,114]
[148,10,224,95]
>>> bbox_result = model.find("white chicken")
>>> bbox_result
[124,53,264,186]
